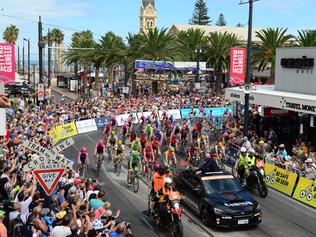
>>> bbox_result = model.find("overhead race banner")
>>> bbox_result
[292,176,316,208]
[264,163,298,196]
[229,48,246,85]
[135,60,206,71]
[0,43,15,84]
[76,119,98,134]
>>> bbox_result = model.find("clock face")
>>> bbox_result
[146,7,153,14]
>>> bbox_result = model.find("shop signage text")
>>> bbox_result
[281,56,314,69]
[286,102,316,113]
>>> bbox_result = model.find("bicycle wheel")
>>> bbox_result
[116,162,121,177]
[107,148,112,164]
[96,163,101,177]
[127,171,132,185]
[133,175,140,193]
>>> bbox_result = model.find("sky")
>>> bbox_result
[0,0,315,61]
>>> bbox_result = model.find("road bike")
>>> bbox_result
[78,163,87,177]
[96,153,104,177]
[127,166,140,193]
[113,154,122,177]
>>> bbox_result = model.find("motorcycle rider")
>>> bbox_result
[149,164,166,215]
[155,177,174,224]
[235,146,253,186]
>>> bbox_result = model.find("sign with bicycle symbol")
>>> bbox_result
[293,177,316,208]
[264,163,298,196]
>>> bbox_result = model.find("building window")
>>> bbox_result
[147,21,150,28]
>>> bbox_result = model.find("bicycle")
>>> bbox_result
[127,166,140,193]
[113,154,122,177]
[143,159,155,183]
[79,163,87,177]
[107,145,114,164]
[96,154,104,177]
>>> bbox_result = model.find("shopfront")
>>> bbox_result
[225,47,316,144]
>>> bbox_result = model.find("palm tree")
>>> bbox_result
[63,30,94,97]
[139,28,177,93]
[205,31,241,95]
[176,28,206,61]
[253,28,293,84]
[296,30,316,47]
[3,25,19,44]
[50,28,64,73]
[99,31,126,94]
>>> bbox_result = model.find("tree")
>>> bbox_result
[236,23,244,27]
[205,32,241,95]
[63,30,94,97]
[216,13,227,26]
[99,32,126,93]
[176,28,207,61]
[139,28,177,93]
[3,24,19,44]
[50,28,64,73]
[189,0,211,25]
[296,30,316,47]
[253,28,293,84]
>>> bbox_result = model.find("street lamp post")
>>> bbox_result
[17,46,20,74]
[240,0,257,136]
[22,43,25,76]
[195,46,201,83]
[24,38,30,83]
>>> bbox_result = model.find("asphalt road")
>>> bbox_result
[63,131,316,237]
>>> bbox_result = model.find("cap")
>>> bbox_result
[305,158,313,163]
[240,147,247,152]
[279,144,285,148]
[0,210,5,218]
[56,211,67,219]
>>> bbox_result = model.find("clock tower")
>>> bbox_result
[140,0,157,33]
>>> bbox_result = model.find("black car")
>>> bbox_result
[5,84,34,96]
[173,168,262,227]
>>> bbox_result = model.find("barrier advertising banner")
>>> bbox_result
[116,113,138,126]
[96,117,111,129]
[229,48,246,85]
[264,163,298,196]
[292,176,316,208]
[48,128,59,145]
[158,109,181,120]
[180,107,232,119]
[0,43,15,84]
[54,122,78,143]
[76,119,98,134]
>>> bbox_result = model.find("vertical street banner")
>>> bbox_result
[229,48,246,85]
[0,43,15,84]
[38,83,45,101]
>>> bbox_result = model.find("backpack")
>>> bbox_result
[80,152,87,164]
[8,215,24,237]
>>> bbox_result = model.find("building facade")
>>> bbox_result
[140,0,157,33]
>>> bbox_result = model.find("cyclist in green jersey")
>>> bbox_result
[129,150,142,171]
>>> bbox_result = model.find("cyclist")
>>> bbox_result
[128,150,142,186]
[144,143,155,171]
[95,139,106,159]
[121,123,128,143]
[114,140,125,169]
[110,114,118,130]
[107,130,118,161]
[77,146,89,175]
[152,136,161,156]
[164,146,177,166]
[140,133,148,155]
[187,145,195,162]
[131,137,142,152]
[144,124,154,141]
[169,133,178,152]
[103,124,111,142]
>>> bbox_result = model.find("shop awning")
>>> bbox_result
[225,85,316,115]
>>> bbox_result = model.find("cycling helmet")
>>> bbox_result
[164,177,173,185]
[118,140,123,145]
[240,147,247,153]
[111,130,116,135]
[169,146,175,152]
[81,146,87,152]
[154,163,161,172]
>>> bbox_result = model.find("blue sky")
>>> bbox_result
[0,0,315,60]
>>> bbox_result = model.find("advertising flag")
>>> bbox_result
[0,43,15,84]
[229,48,246,85]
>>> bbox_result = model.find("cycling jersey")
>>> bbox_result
[109,135,117,145]
[129,154,142,164]
[116,145,124,155]
[96,143,105,154]
[131,140,141,150]
[78,151,89,164]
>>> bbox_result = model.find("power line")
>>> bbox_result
[0,13,103,36]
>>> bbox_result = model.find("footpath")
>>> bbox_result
[50,78,77,101]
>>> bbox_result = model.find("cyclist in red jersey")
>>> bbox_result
[169,134,178,151]
[103,124,111,142]
[140,132,148,155]
[144,143,155,163]
[151,136,161,156]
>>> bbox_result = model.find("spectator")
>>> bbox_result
[0,210,7,237]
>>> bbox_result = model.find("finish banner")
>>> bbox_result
[264,163,298,196]
[229,48,246,85]
[292,176,316,208]
[0,43,15,84]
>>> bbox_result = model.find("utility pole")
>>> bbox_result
[240,0,258,137]
[124,57,129,98]
[22,43,25,76]
[48,29,51,87]
[25,38,30,83]
[195,46,201,83]
[38,16,44,83]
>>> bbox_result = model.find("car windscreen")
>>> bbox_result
[203,178,243,196]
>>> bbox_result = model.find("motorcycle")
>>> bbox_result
[246,159,268,198]
[154,191,183,237]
